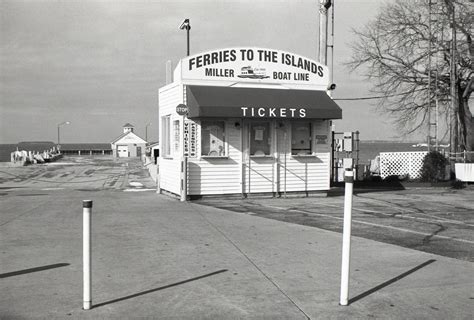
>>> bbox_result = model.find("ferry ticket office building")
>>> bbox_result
[158,48,342,198]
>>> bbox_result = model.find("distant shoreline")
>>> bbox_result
[0,143,112,162]
[0,141,431,163]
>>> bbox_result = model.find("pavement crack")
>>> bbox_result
[190,203,311,320]
[422,224,446,245]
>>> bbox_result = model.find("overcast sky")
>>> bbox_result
[0,0,410,144]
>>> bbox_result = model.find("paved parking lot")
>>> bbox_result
[1,156,472,262]
[0,156,156,192]
[196,187,474,262]
[0,156,473,319]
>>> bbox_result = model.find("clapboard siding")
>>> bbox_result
[158,83,184,194]
[159,83,184,116]
[279,153,330,191]
[244,158,275,193]
[159,158,181,195]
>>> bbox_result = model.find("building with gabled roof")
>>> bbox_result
[158,47,342,199]
[111,123,147,158]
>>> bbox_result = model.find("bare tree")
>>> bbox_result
[347,0,473,152]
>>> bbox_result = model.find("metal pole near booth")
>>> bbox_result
[177,104,188,201]
[179,19,191,57]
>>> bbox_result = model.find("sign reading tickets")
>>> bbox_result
[179,47,329,87]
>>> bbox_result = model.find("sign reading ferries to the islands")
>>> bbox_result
[178,47,329,88]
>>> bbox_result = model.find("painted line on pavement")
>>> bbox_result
[262,204,474,245]
[323,202,474,227]
[355,195,474,227]
[291,207,474,245]
[123,188,156,192]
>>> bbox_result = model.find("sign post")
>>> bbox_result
[340,169,354,306]
[176,104,188,202]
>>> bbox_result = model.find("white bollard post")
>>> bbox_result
[83,200,93,310]
[340,169,354,306]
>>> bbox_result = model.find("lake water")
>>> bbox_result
[0,141,428,163]
[1,141,428,163]
[357,141,429,163]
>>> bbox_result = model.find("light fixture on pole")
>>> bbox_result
[145,122,152,143]
[57,121,71,150]
[179,19,191,56]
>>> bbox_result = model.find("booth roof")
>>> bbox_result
[186,85,342,119]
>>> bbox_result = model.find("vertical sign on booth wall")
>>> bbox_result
[184,121,197,158]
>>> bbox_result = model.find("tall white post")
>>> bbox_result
[340,169,353,306]
[83,200,93,310]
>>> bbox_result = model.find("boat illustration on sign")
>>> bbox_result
[237,66,270,79]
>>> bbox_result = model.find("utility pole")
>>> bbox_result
[442,0,458,157]
[318,0,332,65]
[427,0,441,152]
[427,0,433,151]
[447,1,457,156]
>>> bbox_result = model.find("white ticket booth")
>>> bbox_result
[158,47,342,198]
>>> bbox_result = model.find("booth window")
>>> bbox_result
[201,121,226,156]
[161,115,171,157]
[250,122,271,156]
[291,122,312,155]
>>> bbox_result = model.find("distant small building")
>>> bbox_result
[111,123,147,158]
[147,142,160,164]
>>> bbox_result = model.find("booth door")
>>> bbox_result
[242,121,277,195]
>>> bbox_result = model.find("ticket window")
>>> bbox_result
[250,122,271,156]
[291,122,312,155]
[201,121,226,156]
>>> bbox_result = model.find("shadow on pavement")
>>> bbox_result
[93,269,228,309]
[0,263,70,279]
[0,187,27,190]
[328,180,405,197]
[348,259,436,305]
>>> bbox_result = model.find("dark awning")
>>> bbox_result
[186,85,342,120]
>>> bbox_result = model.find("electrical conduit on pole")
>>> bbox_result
[340,169,353,306]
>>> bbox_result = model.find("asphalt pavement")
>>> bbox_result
[196,187,474,262]
[0,156,473,319]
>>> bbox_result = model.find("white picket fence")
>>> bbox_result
[379,151,428,179]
